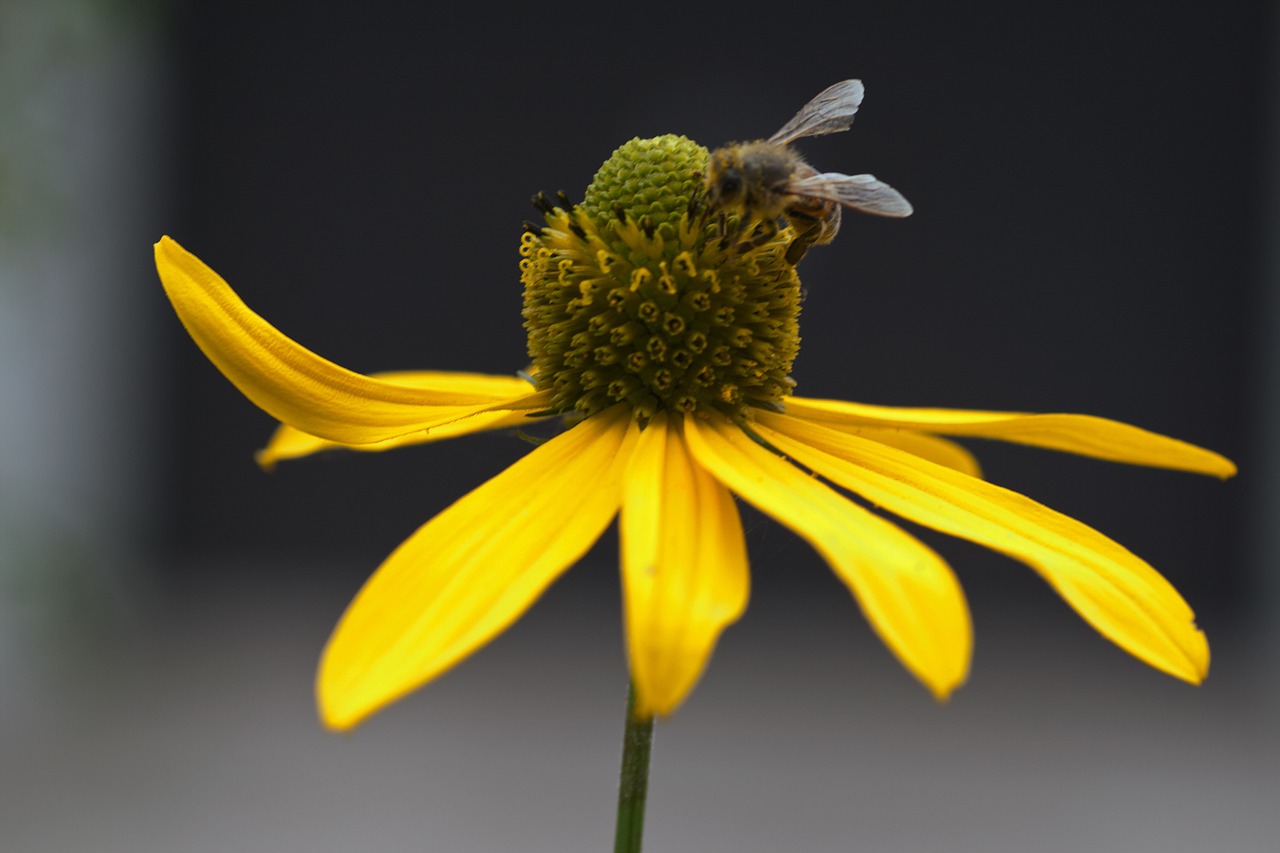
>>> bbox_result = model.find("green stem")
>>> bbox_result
[613,683,654,853]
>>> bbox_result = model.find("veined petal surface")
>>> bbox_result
[684,415,971,699]
[256,371,538,469]
[620,413,749,717]
[842,428,983,478]
[758,412,1209,683]
[785,396,1236,478]
[318,404,637,730]
[156,236,548,445]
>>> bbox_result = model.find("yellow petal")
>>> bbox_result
[318,404,638,730]
[255,371,537,469]
[155,236,549,444]
[684,414,971,700]
[844,428,983,478]
[620,413,750,717]
[758,411,1210,683]
[785,396,1236,478]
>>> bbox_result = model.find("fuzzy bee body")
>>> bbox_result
[703,79,912,264]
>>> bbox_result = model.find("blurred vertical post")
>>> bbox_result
[1257,5,1280,702]
[0,0,164,718]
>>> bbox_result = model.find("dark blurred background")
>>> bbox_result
[2,1,1276,851]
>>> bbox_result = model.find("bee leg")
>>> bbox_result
[735,217,779,254]
[783,212,829,265]
[715,210,730,247]
[687,192,706,222]
[784,227,820,264]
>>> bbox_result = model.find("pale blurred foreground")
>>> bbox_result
[2,555,1277,853]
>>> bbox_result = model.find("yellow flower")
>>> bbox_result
[155,134,1234,732]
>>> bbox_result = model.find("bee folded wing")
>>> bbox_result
[791,172,914,218]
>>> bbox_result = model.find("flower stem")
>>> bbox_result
[613,683,654,853]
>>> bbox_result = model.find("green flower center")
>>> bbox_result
[521,134,801,424]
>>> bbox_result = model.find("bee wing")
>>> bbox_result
[790,172,914,218]
[768,79,866,145]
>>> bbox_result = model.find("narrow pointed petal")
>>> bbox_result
[845,428,983,478]
[255,371,538,469]
[256,409,533,468]
[785,396,1236,478]
[318,404,638,730]
[620,413,749,717]
[684,414,971,699]
[758,412,1210,683]
[156,236,548,444]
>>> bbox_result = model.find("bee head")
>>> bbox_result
[705,146,747,210]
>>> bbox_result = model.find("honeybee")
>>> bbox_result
[703,79,913,264]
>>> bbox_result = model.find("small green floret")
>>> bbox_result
[521,134,801,422]
[580,135,707,243]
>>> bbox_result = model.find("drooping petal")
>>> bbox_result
[757,411,1210,683]
[785,396,1236,478]
[255,371,538,469]
[156,236,551,444]
[318,404,638,731]
[684,414,971,700]
[843,428,983,478]
[620,413,749,717]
